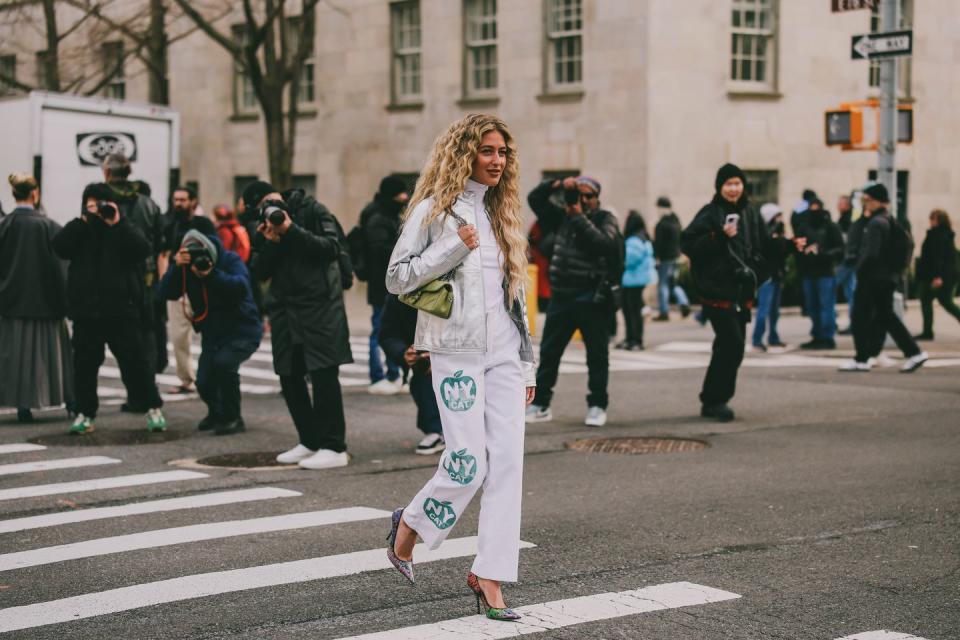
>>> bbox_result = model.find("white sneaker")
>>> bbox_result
[415,433,445,455]
[298,449,349,470]
[585,406,607,427]
[368,379,401,395]
[525,404,553,423]
[868,353,898,368]
[276,444,316,464]
[838,359,872,372]
[900,351,928,373]
[399,382,410,394]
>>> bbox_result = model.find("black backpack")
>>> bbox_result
[331,217,355,291]
[886,216,915,273]
[346,224,368,281]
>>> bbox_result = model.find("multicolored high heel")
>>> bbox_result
[385,508,415,584]
[467,572,521,621]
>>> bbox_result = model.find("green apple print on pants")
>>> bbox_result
[443,448,478,485]
[440,370,477,412]
[423,497,457,530]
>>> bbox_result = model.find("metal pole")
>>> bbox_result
[877,0,898,217]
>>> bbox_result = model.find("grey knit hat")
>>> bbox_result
[181,229,218,264]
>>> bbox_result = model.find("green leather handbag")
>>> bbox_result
[398,209,468,319]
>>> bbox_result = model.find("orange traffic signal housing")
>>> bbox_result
[825,100,913,151]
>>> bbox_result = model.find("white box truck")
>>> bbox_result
[0,91,180,225]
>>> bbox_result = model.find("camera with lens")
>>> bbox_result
[96,200,118,221]
[258,200,288,226]
[187,245,213,272]
[771,220,785,236]
[563,186,580,206]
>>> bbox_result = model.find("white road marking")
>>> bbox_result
[0,444,46,455]
[335,581,741,639]
[0,487,301,534]
[0,507,393,572]
[0,470,208,502]
[0,537,536,633]
[835,632,928,639]
[0,456,121,477]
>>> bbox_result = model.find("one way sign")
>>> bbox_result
[851,30,913,59]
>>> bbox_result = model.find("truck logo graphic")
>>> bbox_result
[76,132,138,166]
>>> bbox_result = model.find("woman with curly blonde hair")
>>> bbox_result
[384,114,535,620]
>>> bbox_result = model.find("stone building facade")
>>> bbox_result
[2,0,958,232]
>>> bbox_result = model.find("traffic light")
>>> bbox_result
[825,101,913,150]
[825,108,864,146]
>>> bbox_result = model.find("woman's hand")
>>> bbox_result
[932,277,944,289]
[459,224,479,250]
[723,222,738,238]
[403,347,418,367]
[525,386,536,405]
[174,249,192,267]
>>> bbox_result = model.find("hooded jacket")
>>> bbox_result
[159,233,262,347]
[915,225,958,283]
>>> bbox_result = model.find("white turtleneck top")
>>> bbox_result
[465,179,504,311]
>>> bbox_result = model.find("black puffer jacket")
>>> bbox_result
[250,189,352,376]
[915,225,958,283]
[681,195,772,303]
[795,210,845,279]
[528,180,621,299]
[52,215,151,320]
[360,196,403,305]
[855,209,899,284]
[654,212,683,261]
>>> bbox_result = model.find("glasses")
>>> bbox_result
[579,192,598,201]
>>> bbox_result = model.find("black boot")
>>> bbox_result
[16,408,34,423]
[198,414,217,432]
[701,403,735,422]
[214,417,246,436]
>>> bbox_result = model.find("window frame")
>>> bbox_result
[231,25,258,116]
[729,0,779,94]
[742,169,779,208]
[286,16,316,106]
[463,0,498,100]
[389,0,423,107]
[867,0,912,99]
[0,55,16,96]
[101,40,126,100]
[543,0,584,95]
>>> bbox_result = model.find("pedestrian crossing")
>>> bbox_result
[0,444,938,638]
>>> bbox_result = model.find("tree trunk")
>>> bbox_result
[262,91,291,189]
[146,0,168,104]
[41,0,61,91]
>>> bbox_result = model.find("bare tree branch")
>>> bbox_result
[0,70,35,93]
[170,0,241,60]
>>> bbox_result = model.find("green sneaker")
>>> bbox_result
[69,414,95,435]
[146,408,167,432]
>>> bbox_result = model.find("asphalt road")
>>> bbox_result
[1,306,958,639]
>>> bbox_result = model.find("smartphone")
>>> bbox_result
[725,213,740,226]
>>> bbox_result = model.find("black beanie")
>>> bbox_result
[656,196,672,208]
[863,182,890,203]
[714,163,747,194]
[378,175,408,200]
[242,180,277,210]
[81,182,117,206]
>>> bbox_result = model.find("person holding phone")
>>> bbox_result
[681,164,773,422]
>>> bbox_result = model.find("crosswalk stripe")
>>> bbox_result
[0,487,302,534]
[0,507,393,572]
[0,444,46,455]
[0,470,208,502]
[335,581,741,640]
[0,536,536,633]
[835,633,928,639]
[0,456,121,477]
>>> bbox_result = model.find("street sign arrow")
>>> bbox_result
[851,30,913,60]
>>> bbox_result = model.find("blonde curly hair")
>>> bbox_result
[407,114,527,300]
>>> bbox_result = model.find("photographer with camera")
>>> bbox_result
[525,175,622,427]
[53,183,166,434]
[160,230,262,435]
[681,164,774,422]
[245,181,353,470]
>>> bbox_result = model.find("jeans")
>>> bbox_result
[279,345,346,452]
[835,263,857,321]
[533,298,610,409]
[409,370,442,435]
[919,277,960,335]
[196,337,260,422]
[752,280,782,346]
[656,261,690,315]
[802,276,838,341]
[701,306,748,406]
[369,304,400,384]
[852,279,920,362]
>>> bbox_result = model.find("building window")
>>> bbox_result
[291,174,316,197]
[232,25,257,114]
[868,0,911,97]
[545,0,583,92]
[390,1,422,104]
[464,0,497,97]
[102,41,125,100]
[730,0,777,90]
[0,55,16,95]
[743,169,779,207]
[35,50,52,90]
[286,17,316,105]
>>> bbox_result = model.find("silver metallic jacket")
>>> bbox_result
[385,191,536,386]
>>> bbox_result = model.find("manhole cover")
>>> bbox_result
[195,452,289,469]
[29,430,190,447]
[566,437,708,455]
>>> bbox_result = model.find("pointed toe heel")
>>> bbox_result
[467,572,522,622]
[386,508,415,585]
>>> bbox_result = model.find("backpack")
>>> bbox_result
[886,216,915,273]
[331,217,355,291]
[346,224,368,281]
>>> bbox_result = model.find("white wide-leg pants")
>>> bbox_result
[167,299,195,386]
[402,305,526,582]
